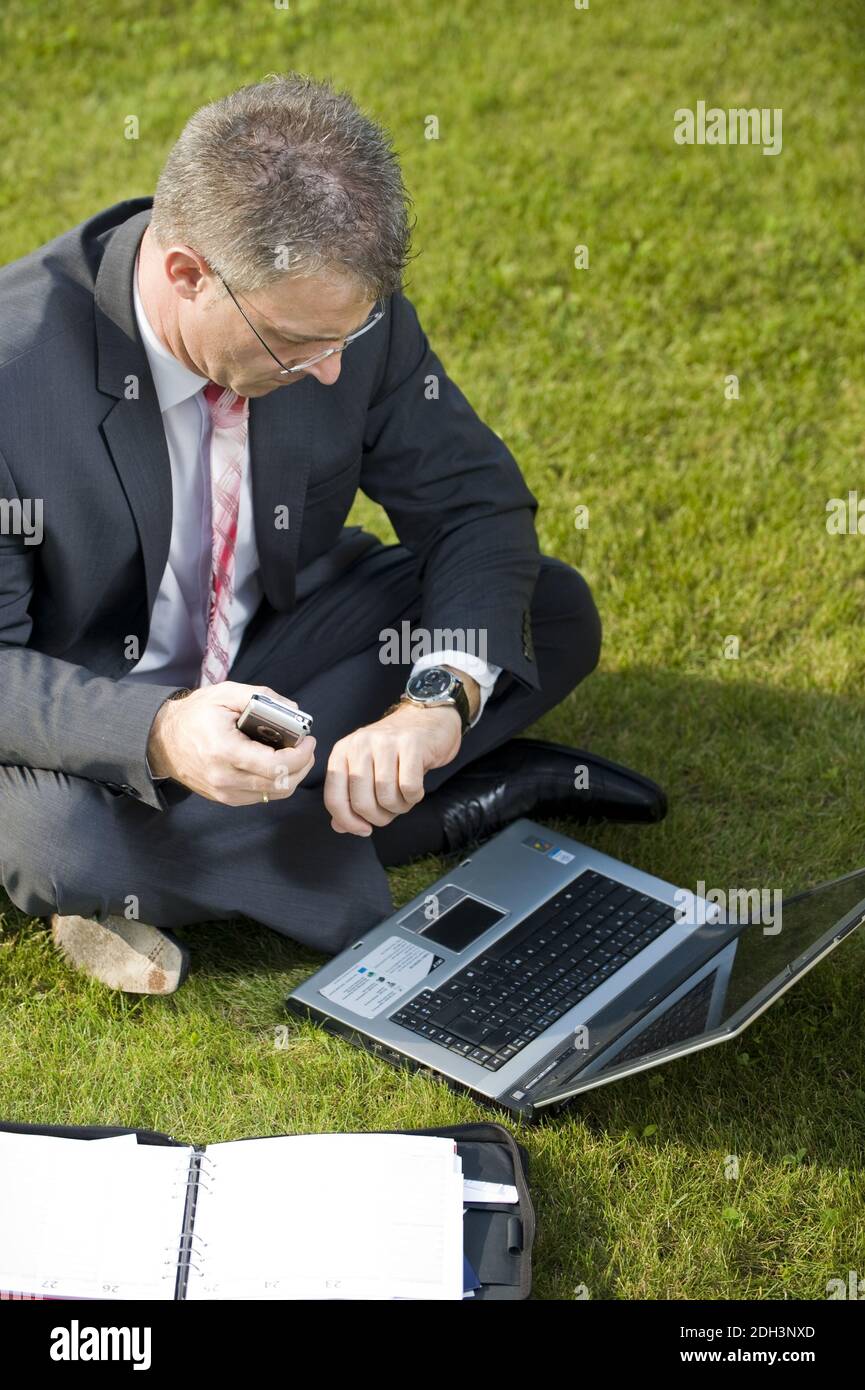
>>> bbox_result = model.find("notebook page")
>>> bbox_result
[187,1134,464,1300]
[0,1132,192,1300]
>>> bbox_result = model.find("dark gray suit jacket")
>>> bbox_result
[0,199,541,812]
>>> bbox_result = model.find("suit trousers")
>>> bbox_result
[0,529,602,956]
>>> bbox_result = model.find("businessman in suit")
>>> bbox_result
[0,75,665,993]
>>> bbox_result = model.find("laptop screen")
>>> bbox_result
[531,867,865,1103]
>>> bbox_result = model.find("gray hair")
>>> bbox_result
[150,72,416,301]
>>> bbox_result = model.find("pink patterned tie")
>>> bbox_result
[199,382,249,686]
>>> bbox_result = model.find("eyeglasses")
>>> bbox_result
[215,271,383,375]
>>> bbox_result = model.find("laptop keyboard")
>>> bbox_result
[604,970,717,1067]
[389,870,679,1071]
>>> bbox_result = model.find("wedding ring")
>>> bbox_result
[261,791,270,804]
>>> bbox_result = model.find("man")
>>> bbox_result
[0,74,665,995]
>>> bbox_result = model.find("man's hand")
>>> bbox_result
[147,681,316,805]
[324,701,464,836]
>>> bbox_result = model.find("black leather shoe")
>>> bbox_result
[431,737,667,854]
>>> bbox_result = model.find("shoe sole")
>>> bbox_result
[50,915,190,994]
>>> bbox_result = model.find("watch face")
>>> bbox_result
[407,668,453,699]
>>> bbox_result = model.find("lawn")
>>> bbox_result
[1,0,864,1299]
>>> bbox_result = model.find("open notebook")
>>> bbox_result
[0,1130,469,1301]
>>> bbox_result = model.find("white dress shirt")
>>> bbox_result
[124,257,502,729]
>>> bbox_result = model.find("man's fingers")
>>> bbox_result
[254,685,299,709]
[324,738,430,834]
[210,681,300,714]
[258,738,317,796]
[396,747,426,807]
[206,743,316,803]
[273,743,316,794]
[372,751,415,817]
[227,730,315,780]
[193,733,316,801]
[325,753,374,835]
[347,750,402,828]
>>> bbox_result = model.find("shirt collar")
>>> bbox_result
[132,251,209,412]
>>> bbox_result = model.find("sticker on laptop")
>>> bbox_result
[521,834,574,865]
[523,834,553,853]
[319,936,440,1019]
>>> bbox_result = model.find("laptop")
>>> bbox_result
[285,818,865,1119]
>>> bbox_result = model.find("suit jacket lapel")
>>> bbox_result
[93,203,173,625]
[249,376,315,613]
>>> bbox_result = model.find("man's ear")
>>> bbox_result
[163,245,212,301]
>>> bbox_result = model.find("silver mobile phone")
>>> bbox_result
[236,694,313,750]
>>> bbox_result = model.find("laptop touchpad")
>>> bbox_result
[415,895,506,951]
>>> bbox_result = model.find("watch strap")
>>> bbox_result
[449,677,472,733]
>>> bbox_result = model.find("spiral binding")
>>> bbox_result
[167,1153,216,1193]
[161,1151,217,1293]
[176,1234,208,1256]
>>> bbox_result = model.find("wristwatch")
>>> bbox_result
[400,666,472,734]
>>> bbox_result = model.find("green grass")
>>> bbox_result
[2,0,865,1299]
